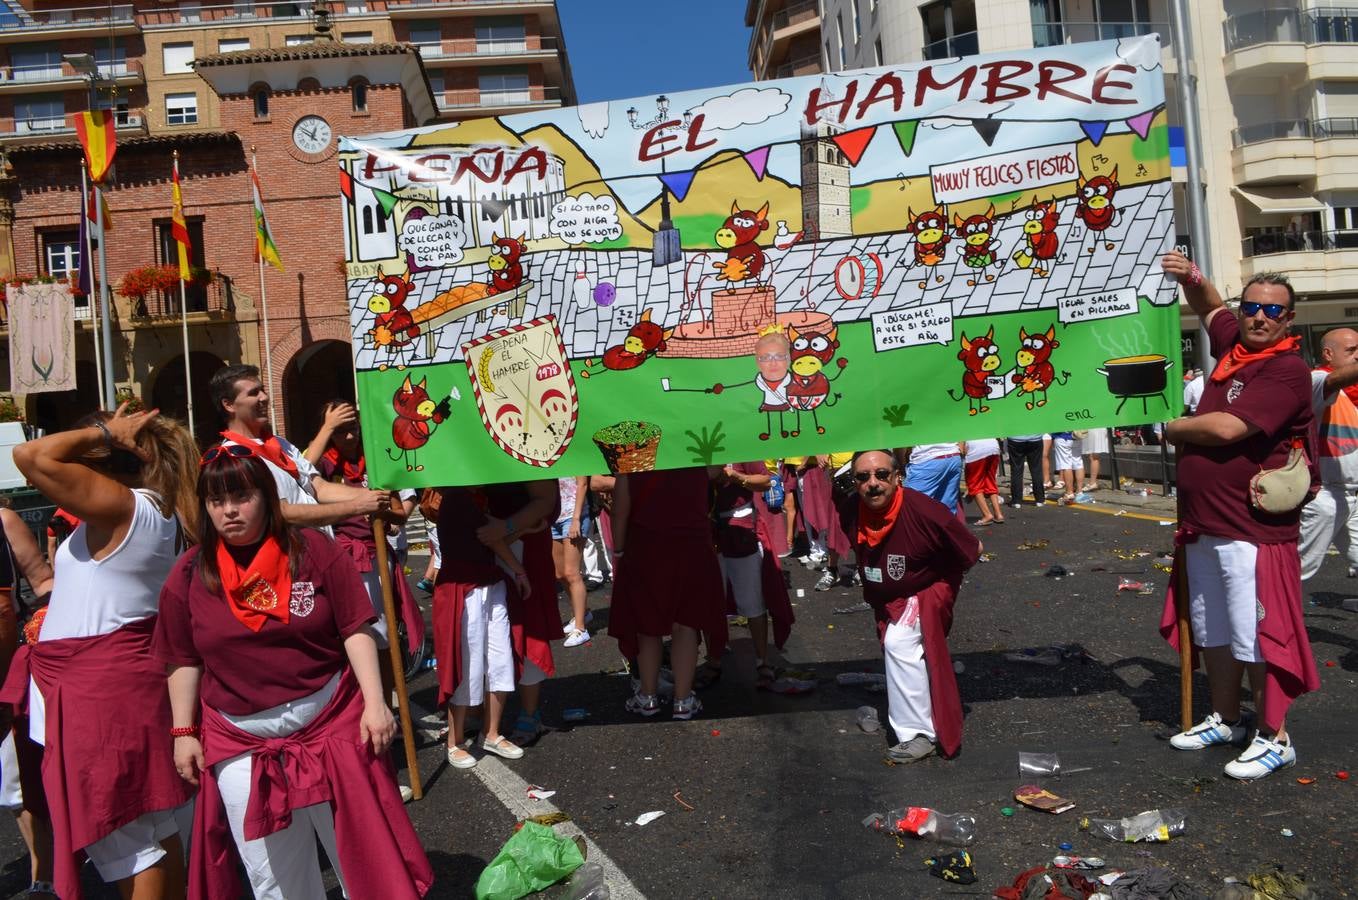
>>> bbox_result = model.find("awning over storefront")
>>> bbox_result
[1232,185,1327,215]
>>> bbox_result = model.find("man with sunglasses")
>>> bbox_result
[1159,251,1319,781]
[209,365,388,531]
[840,450,980,764]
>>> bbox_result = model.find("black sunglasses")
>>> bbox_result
[854,468,894,483]
[200,443,258,468]
[1239,300,1289,320]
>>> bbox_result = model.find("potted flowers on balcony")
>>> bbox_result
[119,264,178,316]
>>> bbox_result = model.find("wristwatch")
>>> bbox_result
[505,517,516,536]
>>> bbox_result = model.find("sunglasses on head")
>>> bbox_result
[854,468,894,483]
[200,443,259,468]
[1239,300,1289,320]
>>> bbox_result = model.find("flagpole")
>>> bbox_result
[93,182,115,410]
[80,160,106,406]
[251,148,276,398]
[174,151,195,436]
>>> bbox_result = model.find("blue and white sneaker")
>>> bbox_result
[1168,712,1249,751]
[1224,733,1296,781]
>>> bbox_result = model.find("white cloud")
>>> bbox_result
[1117,34,1162,72]
[578,102,609,139]
[688,87,791,131]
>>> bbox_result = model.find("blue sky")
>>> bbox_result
[557,1,756,103]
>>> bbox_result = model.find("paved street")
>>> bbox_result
[3,486,1356,898]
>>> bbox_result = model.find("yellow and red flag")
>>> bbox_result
[171,156,191,281]
[75,110,117,184]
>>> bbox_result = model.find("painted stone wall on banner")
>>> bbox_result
[339,36,1179,488]
[7,282,77,394]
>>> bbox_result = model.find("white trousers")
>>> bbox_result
[214,674,345,900]
[427,528,441,570]
[1186,536,1262,663]
[1299,484,1358,580]
[452,582,515,707]
[883,602,934,743]
[359,568,390,649]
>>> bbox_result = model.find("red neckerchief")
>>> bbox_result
[1319,365,1358,405]
[856,488,904,549]
[1211,335,1300,383]
[322,446,366,484]
[216,536,291,633]
[219,430,299,477]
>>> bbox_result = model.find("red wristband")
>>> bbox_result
[170,725,199,738]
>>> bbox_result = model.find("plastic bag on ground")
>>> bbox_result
[565,862,610,900]
[474,820,586,900]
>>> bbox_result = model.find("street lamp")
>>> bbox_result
[64,51,118,410]
[629,95,692,267]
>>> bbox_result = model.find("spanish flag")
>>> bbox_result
[250,163,283,271]
[75,109,116,184]
[171,155,191,281]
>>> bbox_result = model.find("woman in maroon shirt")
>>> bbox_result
[155,447,431,899]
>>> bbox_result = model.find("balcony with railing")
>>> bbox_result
[381,0,558,17]
[0,4,136,36]
[749,0,819,73]
[1032,20,1173,51]
[1224,6,1358,77]
[0,59,143,91]
[922,30,978,61]
[1240,227,1358,293]
[435,84,560,113]
[775,53,820,79]
[139,0,325,27]
[128,278,234,322]
[1,109,148,141]
[416,33,559,62]
[1230,117,1317,183]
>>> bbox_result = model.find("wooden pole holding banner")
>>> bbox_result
[372,512,423,800]
[79,160,106,406]
[1174,540,1193,732]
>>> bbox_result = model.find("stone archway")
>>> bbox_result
[150,350,226,449]
[281,339,354,448]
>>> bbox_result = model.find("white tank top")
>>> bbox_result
[39,489,182,641]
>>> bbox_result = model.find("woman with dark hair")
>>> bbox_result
[155,446,431,899]
[3,403,199,900]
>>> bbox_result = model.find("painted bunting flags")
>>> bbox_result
[171,157,191,281]
[250,164,284,271]
[75,110,116,184]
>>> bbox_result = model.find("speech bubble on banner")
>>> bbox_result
[399,214,465,268]
[550,193,623,244]
[871,302,954,351]
[1058,287,1138,325]
[929,142,1079,205]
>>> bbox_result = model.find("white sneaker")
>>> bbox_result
[1169,712,1249,751]
[563,628,591,648]
[1224,733,1296,781]
[802,552,827,570]
[399,784,414,802]
[562,610,594,633]
[813,570,838,592]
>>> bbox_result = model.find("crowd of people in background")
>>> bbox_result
[0,251,1354,897]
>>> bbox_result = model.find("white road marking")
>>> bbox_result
[472,754,646,900]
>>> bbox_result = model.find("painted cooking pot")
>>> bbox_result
[1097,354,1173,397]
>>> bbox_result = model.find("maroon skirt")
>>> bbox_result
[608,526,727,659]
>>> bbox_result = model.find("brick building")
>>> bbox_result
[0,0,575,444]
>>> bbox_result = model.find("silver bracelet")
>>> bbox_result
[92,420,114,448]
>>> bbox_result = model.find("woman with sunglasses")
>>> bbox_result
[153,445,431,898]
[3,404,199,900]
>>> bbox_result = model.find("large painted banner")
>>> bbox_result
[340,36,1178,488]
[7,282,77,394]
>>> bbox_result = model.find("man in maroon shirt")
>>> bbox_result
[841,450,980,763]
[1160,251,1320,781]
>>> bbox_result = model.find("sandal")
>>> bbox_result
[974,518,994,527]
[755,664,777,690]
[693,661,723,691]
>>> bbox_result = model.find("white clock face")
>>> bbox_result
[292,115,332,154]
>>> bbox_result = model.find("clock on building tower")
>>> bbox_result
[291,115,333,160]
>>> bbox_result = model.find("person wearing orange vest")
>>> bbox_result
[1299,327,1358,581]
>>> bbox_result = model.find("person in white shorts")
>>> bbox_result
[1298,327,1358,581]
[1051,432,1083,504]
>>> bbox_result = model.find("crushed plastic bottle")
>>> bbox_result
[1018,751,1060,776]
[565,862,610,900]
[856,706,880,733]
[863,807,977,846]
[1080,808,1187,843]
